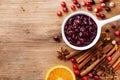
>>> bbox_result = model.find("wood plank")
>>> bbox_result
[0,0,119,80]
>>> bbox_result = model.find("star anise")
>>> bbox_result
[101,63,115,80]
[57,47,69,60]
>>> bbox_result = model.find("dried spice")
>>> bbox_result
[101,65,115,80]
[57,47,69,60]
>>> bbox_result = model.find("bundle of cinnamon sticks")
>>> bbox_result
[58,40,120,79]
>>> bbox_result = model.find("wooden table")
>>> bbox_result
[0,0,119,80]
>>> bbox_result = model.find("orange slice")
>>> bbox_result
[45,65,76,80]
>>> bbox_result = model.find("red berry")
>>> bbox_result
[106,56,112,62]
[117,41,120,45]
[105,6,111,12]
[86,2,91,7]
[62,7,68,12]
[99,0,105,3]
[105,29,110,33]
[73,64,78,70]
[111,25,116,29]
[82,66,87,70]
[87,6,92,11]
[56,11,62,16]
[53,35,60,42]
[61,1,66,7]
[76,3,81,8]
[100,13,106,19]
[97,6,103,11]
[82,76,88,80]
[88,73,93,78]
[71,5,76,11]
[74,70,80,76]
[114,30,120,36]
[73,0,78,5]
[71,58,76,63]
[90,0,95,5]
[94,75,99,80]
[96,12,100,17]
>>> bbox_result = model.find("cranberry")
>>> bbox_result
[104,0,109,2]
[87,6,92,11]
[105,29,110,33]
[76,20,82,24]
[90,0,95,5]
[82,76,88,80]
[79,38,84,43]
[105,6,111,12]
[97,6,103,11]
[86,2,91,7]
[82,66,87,70]
[56,11,62,16]
[74,70,80,76]
[53,35,60,42]
[73,0,78,4]
[71,5,76,11]
[71,58,77,63]
[114,30,120,36]
[88,73,93,78]
[94,75,99,80]
[111,25,116,29]
[99,0,105,3]
[76,3,81,8]
[61,1,66,7]
[96,12,100,17]
[106,56,112,62]
[100,13,106,19]
[73,64,78,70]
[62,7,68,12]
[117,41,120,45]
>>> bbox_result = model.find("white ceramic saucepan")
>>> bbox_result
[62,11,120,50]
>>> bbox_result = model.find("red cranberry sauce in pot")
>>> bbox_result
[64,14,97,47]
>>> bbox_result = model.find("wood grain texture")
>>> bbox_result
[0,0,119,80]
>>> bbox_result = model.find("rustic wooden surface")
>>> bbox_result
[0,0,120,80]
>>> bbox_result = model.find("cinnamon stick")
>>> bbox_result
[94,44,114,70]
[97,70,104,76]
[77,49,93,63]
[97,48,120,76]
[97,57,120,76]
[112,57,120,68]
[106,45,117,56]
[80,44,114,76]
[80,54,106,76]
[108,48,120,66]
[77,41,103,63]
[65,50,81,59]
[78,50,97,69]
[101,44,114,55]
[113,62,120,72]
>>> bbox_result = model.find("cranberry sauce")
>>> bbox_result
[64,14,97,47]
